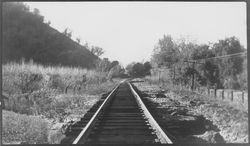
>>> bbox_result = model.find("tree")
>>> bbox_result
[126,62,152,77]
[198,61,220,87]
[190,44,220,87]
[125,62,136,76]
[143,62,152,76]
[211,37,245,89]
[237,57,247,90]
[151,35,180,68]
[76,37,81,44]
[46,21,51,26]
[33,8,40,16]
[109,61,119,70]
[108,64,125,81]
[91,46,104,57]
[63,28,72,38]
[132,63,145,77]
[95,58,111,72]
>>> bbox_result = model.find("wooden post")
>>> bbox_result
[231,91,234,101]
[214,89,216,98]
[208,88,210,95]
[242,92,244,103]
[221,90,224,100]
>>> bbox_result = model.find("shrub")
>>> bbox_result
[45,74,66,92]
[2,61,119,118]
[2,110,49,144]
[86,70,107,84]
[14,71,43,94]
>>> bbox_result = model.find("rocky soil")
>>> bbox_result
[132,80,248,143]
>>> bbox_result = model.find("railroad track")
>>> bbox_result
[61,81,172,145]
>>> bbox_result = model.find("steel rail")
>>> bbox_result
[72,83,120,144]
[128,82,173,144]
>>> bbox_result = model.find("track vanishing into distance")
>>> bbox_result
[61,81,172,145]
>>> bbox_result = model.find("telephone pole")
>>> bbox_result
[183,60,203,91]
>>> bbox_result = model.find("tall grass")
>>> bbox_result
[3,60,109,94]
[2,61,120,144]
[3,61,88,76]
[2,61,118,116]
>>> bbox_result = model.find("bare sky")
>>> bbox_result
[25,2,247,66]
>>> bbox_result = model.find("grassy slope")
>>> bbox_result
[2,62,120,144]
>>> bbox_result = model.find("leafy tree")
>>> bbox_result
[95,58,111,72]
[237,57,247,90]
[63,28,72,38]
[108,65,125,80]
[108,61,118,70]
[151,35,180,68]
[211,37,245,89]
[150,34,246,90]
[33,8,40,16]
[131,63,145,77]
[76,37,81,44]
[190,44,220,87]
[91,46,104,57]
[126,62,136,76]
[199,61,220,87]
[143,62,152,76]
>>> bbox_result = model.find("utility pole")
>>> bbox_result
[184,60,203,91]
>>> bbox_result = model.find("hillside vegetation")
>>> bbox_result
[3,2,97,68]
[2,61,120,144]
[2,61,118,117]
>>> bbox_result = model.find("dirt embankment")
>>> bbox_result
[132,81,248,143]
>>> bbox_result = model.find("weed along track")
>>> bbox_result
[61,81,172,144]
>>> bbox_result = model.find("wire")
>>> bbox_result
[185,51,247,63]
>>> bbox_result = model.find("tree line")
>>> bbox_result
[126,35,247,90]
[151,35,247,90]
[126,62,152,77]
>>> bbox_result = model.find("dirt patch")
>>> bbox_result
[132,81,248,143]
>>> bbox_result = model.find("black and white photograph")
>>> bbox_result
[1,1,248,145]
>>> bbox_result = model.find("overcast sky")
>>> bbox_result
[25,2,247,66]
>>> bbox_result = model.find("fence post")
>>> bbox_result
[231,91,234,101]
[214,89,217,98]
[221,90,224,100]
[242,92,244,103]
[208,88,210,95]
